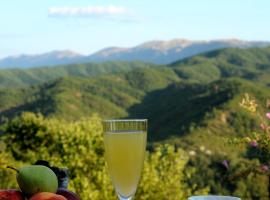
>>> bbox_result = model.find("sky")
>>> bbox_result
[0,0,269,58]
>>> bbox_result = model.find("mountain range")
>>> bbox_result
[0,39,269,68]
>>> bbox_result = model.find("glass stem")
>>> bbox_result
[118,194,133,200]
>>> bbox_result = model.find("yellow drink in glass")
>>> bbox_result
[104,131,146,197]
[103,120,147,200]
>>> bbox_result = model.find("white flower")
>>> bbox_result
[205,150,212,155]
[189,150,196,156]
[199,145,205,152]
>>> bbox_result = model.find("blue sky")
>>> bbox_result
[0,0,269,58]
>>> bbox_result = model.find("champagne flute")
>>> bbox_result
[103,119,147,200]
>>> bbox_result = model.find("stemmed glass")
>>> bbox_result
[103,119,147,200]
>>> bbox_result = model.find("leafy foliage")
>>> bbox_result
[187,150,269,199]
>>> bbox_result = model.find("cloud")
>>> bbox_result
[48,6,128,18]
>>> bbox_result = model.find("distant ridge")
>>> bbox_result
[0,39,269,68]
[88,39,270,64]
[0,50,84,69]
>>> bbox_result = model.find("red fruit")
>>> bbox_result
[0,189,24,200]
[56,189,80,200]
[29,192,66,200]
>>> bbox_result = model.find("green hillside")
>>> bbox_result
[130,78,268,138]
[0,67,180,121]
[171,47,270,85]
[0,61,155,88]
[1,73,269,155]
[128,78,270,154]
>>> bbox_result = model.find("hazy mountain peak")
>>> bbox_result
[93,47,128,57]
[137,39,194,50]
[87,38,270,64]
[39,50,83,58]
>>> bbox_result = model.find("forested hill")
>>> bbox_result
[0,61,155,88]
[0,67,180,120]
[170,47,270,85]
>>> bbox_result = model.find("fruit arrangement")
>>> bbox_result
[1,160,80,200]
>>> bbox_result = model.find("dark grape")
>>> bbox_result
[51,167,69,188]
[34,160,50,167]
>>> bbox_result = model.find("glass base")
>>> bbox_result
[117,194,133,200]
